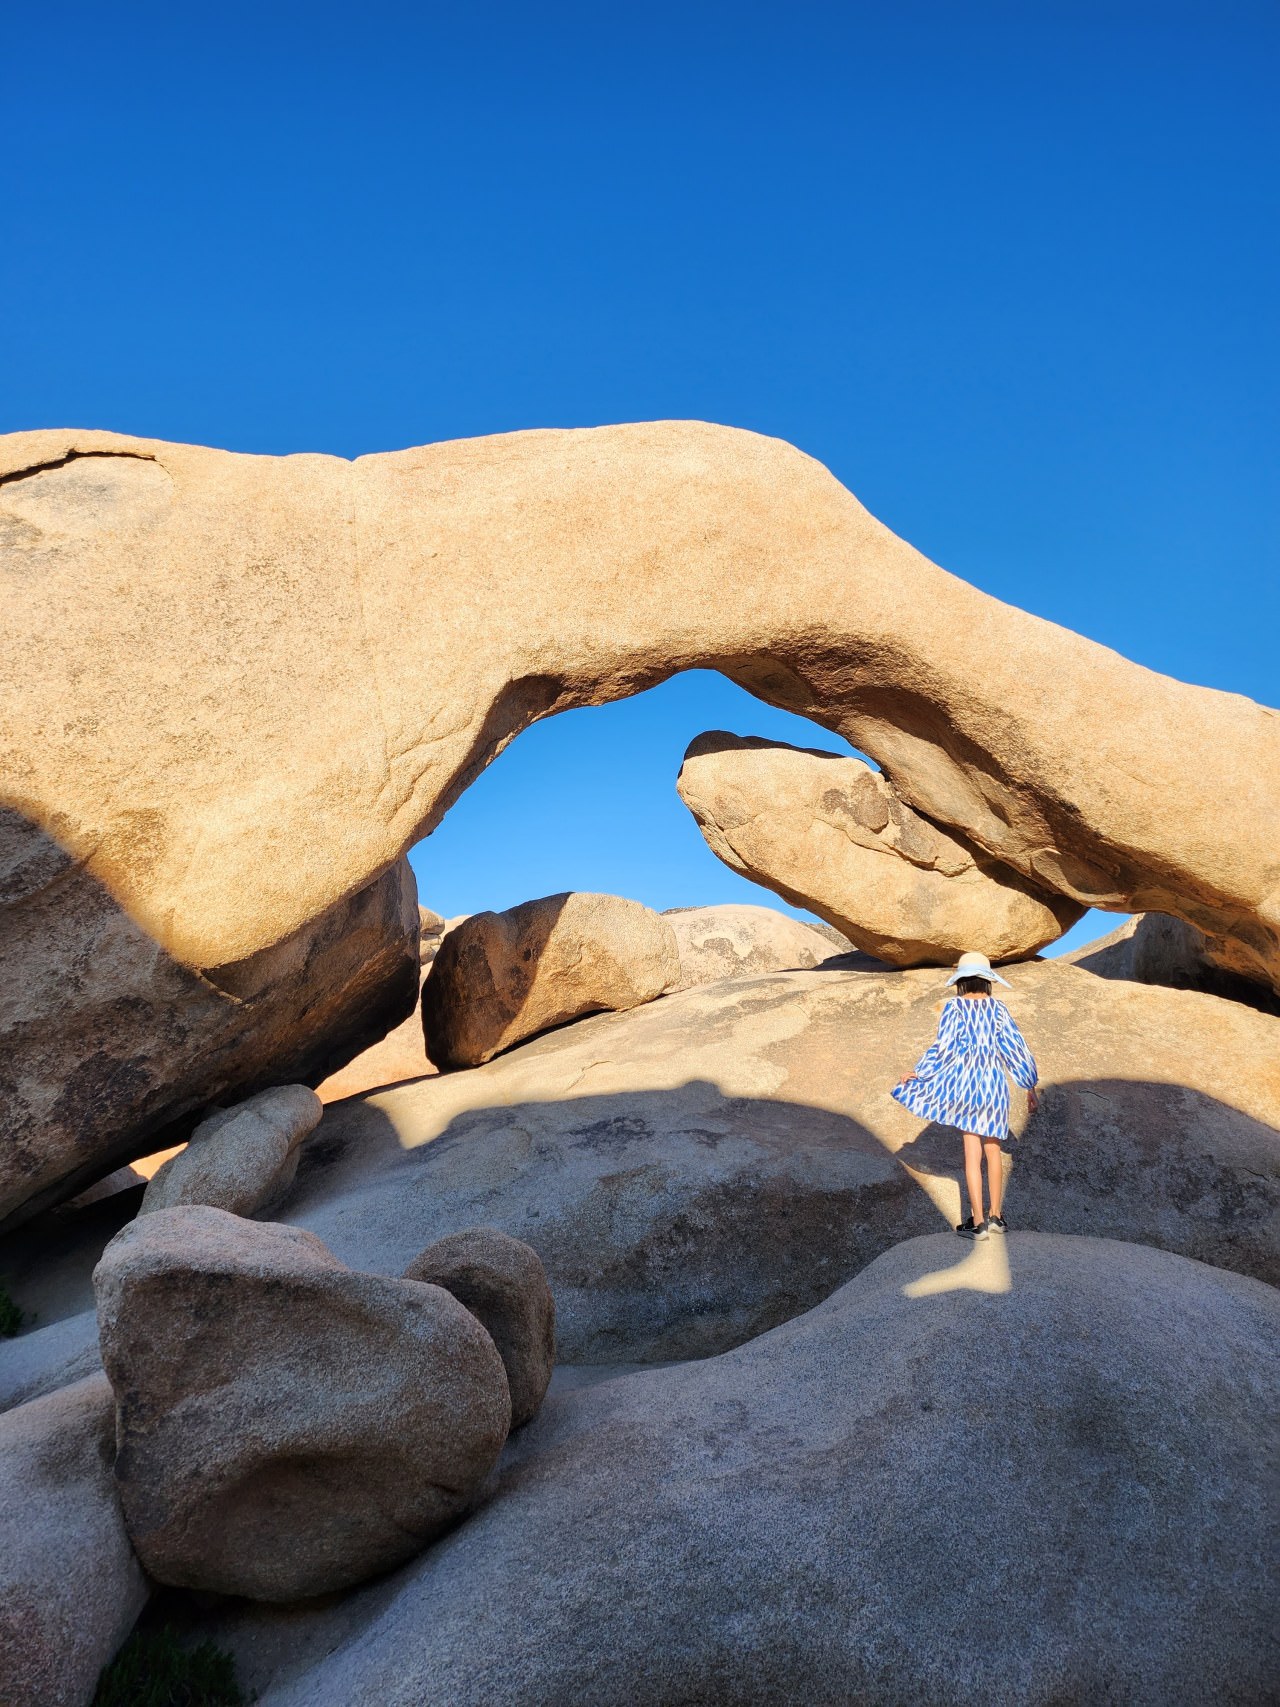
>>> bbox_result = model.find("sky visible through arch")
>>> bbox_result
[3,3,1275,957]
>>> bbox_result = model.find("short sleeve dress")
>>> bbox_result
[890,996,1038,1140]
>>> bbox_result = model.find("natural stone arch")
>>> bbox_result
[2,420,1277,1220]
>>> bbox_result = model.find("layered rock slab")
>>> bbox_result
[0,1373,148,1707]
[94,1207,512,1601]
[192,1234,1280,1707]
[404,1228,555,1427]
[279,956,1280,1363]
[678,732,1081,964]
[140,1084,322,1217]
[422,892,680,1069]
[4,421,1278,1221]
[662,902,847,985]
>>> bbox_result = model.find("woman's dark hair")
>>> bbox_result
[955,975,992,996]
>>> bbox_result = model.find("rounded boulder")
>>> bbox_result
[404,1227,556,1427]
[94,1207,511,1601]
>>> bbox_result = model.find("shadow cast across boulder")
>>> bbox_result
[286,1078,942,1364]
[277,1047,1279,1364]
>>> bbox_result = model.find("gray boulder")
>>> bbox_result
[405,1228,555,1427]
[140,1084,323,1217]
[188,1234,1280,1706]
[0,1374,148,1707]
[94,1207,511,1601]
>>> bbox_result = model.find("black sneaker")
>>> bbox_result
[988,1214,1008,1234]
[956,1216,989,1241]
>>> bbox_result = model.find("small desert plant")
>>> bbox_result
[0,1284,22,1338]
[93,1625,248,1707]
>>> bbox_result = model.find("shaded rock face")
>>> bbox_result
[279,957,1280,1363]
[0,835,420,1227]
[4,423,1277,1220]
[94,1207,512,1602]
[677,732,1082,964]
[315,909,463,1102]
[0,1373,148,1707]
[404,1228,555,1428]
[662,902,846,986]
[1068,912,1280,1016]
[196,1235,1280,1707]
[422,893,681,1069]
[140,1085,323,1217]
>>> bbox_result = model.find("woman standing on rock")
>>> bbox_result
[891,951,1039,1241]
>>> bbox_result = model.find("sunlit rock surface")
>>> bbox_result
[663,901,849,985]
[422,892,681,1068]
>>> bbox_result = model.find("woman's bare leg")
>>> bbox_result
[962,1130,985,1222]
[984,1140,1004,1218]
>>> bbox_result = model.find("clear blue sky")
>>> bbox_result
[4,3,1276,954]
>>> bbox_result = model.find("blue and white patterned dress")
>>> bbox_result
[891,996,1038,1140]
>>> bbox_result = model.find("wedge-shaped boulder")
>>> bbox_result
[663,903,846,986]
[140,1084,322,1218]
[94,1207,511,1602]
[0,1374,148,1707]
[678,733,1082,964]
[187,1235,1280,1707]
[405,1227,555,1427]
[422,892,681,1069]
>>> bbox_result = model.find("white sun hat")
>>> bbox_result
[943,950,1012,989]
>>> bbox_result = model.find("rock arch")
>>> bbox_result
[2,420,1277,1219]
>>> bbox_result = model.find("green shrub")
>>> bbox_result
[0,1285,21,1338]
[93,1625,248,1707]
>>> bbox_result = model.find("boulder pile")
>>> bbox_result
[93,1207,552,1601]
[185,1234,1280,1707]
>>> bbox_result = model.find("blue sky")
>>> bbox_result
[4,2,1275,954]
